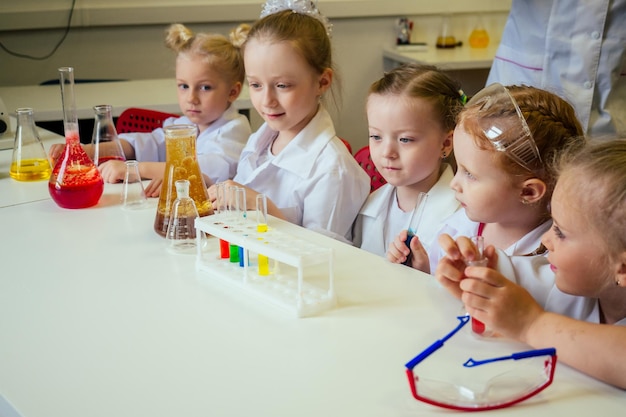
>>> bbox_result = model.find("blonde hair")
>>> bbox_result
[164,23,245,85]
[556,138,626,260]
[459,85,585,203]
[236,9,340,109]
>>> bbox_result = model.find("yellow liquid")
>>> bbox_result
[10,158,52,181]
[257,223,268,233]
[258,254,270,276]
[469,29,490,48]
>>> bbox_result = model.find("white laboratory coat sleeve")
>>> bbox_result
[494,251,555,308]
[487,0,626,136]
[118,106,251,184]
[195,106,251,183]
[234,107,370,243]
[353,164,459,258]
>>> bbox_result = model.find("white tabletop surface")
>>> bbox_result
[1,148,625,416]
[0,79,252,122]
[383,44,499,71]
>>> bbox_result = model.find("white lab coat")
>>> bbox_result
[353,164,459,258]
[234,107,370,243]
[487,0,626,136]
[120,105,251,183]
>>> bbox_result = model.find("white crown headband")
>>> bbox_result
[260,0,333,37]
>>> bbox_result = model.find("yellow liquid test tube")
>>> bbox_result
[256,194,270,276]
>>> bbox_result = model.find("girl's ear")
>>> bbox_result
[228,82,242,103]
[520,178,547,205]
[441,130,453,156]
[318,68,333,93]
[615,252,626,287]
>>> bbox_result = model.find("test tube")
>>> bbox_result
[256,194,270,276]
[216,182,230,259]
[466,235,490,335]
[403,192,428,266]
[228,186,241,263]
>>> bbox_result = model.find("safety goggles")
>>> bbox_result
[405,315,557,411]
[468,83,542,172]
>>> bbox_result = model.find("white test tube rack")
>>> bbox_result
[195,212,336,318]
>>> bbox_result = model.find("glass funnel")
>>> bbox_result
[154,124,213,237]
[48,67,104,209]
[10,108,51,181]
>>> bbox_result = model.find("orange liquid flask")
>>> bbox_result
[48,67,104,209]
[469,16,490,48]
[154,124,213,237]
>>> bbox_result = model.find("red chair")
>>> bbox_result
[116,107,179,133]
[354,145,386,192]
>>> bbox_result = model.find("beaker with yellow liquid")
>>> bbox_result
[10,108,51,181]
[154,124,213,237]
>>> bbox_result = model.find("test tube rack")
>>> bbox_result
[195,212,336,318]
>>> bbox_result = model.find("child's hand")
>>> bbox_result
[144,178,163,198]
[386,230,430,272]
[434,234,496,299]
[48,143,66,168]
[98,160,127,184]
[387,230,411,264]
[459,262,543,342]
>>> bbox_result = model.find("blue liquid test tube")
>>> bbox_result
[256,194,270,276]
[403,192,428,266]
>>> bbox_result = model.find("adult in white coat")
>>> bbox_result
[488,0,626,136]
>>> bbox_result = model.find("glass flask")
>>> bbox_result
[469,15,490,48]
[154,124,213,237]
[436,14,457,48]
[10,107,51,181]
[121,160,148,210]
[166,179,204,254]
[92,104,125,166]
[48,67,104,209]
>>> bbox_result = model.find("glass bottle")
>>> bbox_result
[154,124,213,237]
[436,14,457,48]
[48,67,104,209]
[469,15,490,48]
[166,179,204,254]
[10,108,51,181]
[92,104,125,166]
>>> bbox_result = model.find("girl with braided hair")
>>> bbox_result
[390,83,585,273]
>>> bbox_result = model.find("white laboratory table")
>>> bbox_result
[1,176,626,416]
[0,79,252,122]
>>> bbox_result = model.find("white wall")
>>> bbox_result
[0,2,510,150]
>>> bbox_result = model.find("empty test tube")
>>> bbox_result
[216,182,230,259]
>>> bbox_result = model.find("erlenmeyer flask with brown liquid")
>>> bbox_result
[48,67,104,209]
[154,124,213,237]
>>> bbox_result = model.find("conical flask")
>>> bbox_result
[10,107,51,181]
[154,124,213,237]
[48,67,104,209]
[166,179,205,254]
[92,104,125,165]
